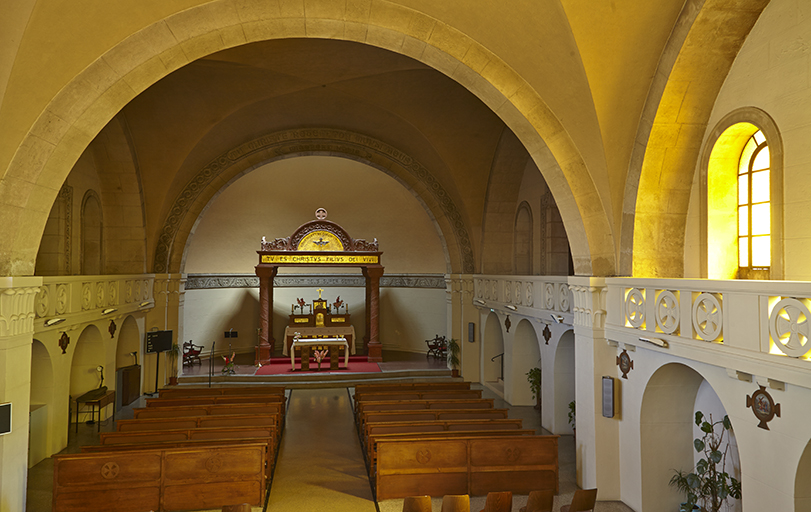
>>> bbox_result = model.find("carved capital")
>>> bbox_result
[0,278,42,337]
[568,277,607,330]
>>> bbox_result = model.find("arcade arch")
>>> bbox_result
[116,316,141,370]
[483,312,505,389]
[69,325,106,422]
[553,330,575,434]
[796,439,811,511]
[506,318,540,406]
[29,339,54,466]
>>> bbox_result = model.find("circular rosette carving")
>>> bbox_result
[96,282,105,307]
[416,449,431,464]
[36,287,49,318]
[558,284,570,312]
[769,298,811,357]
[100,461,119,479]
[692,293,723,341]
[56,284,68,314]
[135,280,142,301]
[142,280,150,300]
[625,288,645,328]
[206,455,224,473]
[545,283,555,309]
[514,282,521,304]
[505,447,521,463]
[108,283,117,305]
[126,281,133,302]
[525,283,533,307]
[82,283,92,311]
[655,291,680,335]
[504,281,512,303]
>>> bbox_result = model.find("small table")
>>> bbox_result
[74,389,115,433]
[290,337,349,371]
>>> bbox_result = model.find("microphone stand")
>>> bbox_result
[208,340,215,388]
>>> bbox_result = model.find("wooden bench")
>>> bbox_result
[146,394,287,408]
[354,382,470,394]
[367,429,537,469]
[374,435,559,500]
[356,398,494,427]
[360,408,510,434]
[116,414,278,432]
[133,402,284,419]
[363,418,524,445]
[100,425,280,454]
[158,385,285,398]
[52,443,267,512]
[354,389,482,405]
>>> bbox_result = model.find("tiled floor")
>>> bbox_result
[26,351,633,512]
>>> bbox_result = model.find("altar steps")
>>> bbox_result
[176,368,457,389]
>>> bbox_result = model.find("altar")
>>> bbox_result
[281,288,357,355]
[289,337,350,371]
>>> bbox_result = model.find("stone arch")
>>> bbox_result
[80,190,103,275]
[116,315,141,370]
[514,201,533,275]
[482,311,504,386]
[699,107,783,280]
[69,325,105,422]
[796,439,811,511]
[162,129,469,274]
[1,1,613,277]
[29,339,55,466]
[640,362,740,512]
[505,318,540,406]
[553,329,575,434]
[623,0,771,277]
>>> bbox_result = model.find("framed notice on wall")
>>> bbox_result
[0,402,10,436]
[602,376,615,418]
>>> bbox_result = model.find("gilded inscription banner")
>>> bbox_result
[260,254,379,265]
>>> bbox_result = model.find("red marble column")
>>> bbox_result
[255,266,277,365]
[364,266,384,362]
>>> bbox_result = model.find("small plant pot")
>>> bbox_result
[451,368,460,378]
[168,377,178,386]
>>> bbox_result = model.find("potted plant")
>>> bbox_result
[447,338,461,378]
[167,342,180,386]
[669,411,741,512]
[526,367,541,410]
[568,400,576,442]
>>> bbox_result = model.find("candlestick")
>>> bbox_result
[292,304,294,314]
[346,303,349,314]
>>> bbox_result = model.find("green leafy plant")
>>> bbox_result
[669,411,741,512]
[568,400,576,429]
[526,367,541,401]
[447,338,460,370]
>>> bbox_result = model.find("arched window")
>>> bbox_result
[737,130,770,278]
[700,108,782,280]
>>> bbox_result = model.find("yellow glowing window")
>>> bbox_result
[738,130,770,269]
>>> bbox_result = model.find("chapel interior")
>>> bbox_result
[2,0,811,511]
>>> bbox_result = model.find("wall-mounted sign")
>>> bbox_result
[0,403,10,436]
[746,385,781,430]
[602,377,615,418]
[616,349,634,379]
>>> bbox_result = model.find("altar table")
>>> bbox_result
[290,337,350,371]
[283,325,356,355]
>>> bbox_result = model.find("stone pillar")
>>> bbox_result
[445,274,479,381]
[364,266,384,362]
[0,277,41,512]
[147,274,185,389]
[255,266,277,365]
[568,276,620,499]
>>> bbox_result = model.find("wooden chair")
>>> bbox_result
[519,490,555,512]
[478,491,512,512]
[560,488,597,512]
[403,495,432,512]
[425,335,447,358]
[182,340,202,367]
[441,494,470,512]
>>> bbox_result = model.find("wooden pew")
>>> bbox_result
[356,398,494,426]
[132,402,284,419]
[52,443,267,512]
[374,435,559,500]
[363,418,524,445]
[353,389,482,405]
[367,429,537,468]
[116,414,278,432]
[99,425,280,454]
[146,394,286,408]
[158,385,285,399]
[354,382,470,394]
[360,408,510,434]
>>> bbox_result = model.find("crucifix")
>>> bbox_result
[317,287,324,299]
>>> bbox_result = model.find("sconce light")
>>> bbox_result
[639,336,668,348]
[550,314,564,324]
[102,308,118,315]
[139,301,152,308]
[44,318,66,327]
[130,351,138,366]
[474,299,487,306]
[505,304,518,311]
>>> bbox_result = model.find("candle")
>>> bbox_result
[346,303,349,314]
[292,304,294,314]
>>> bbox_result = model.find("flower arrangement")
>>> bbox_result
[313,349,329,370]
[221,351,236,375]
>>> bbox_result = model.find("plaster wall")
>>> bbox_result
[702,0,811,280]
[616,345,810,512]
